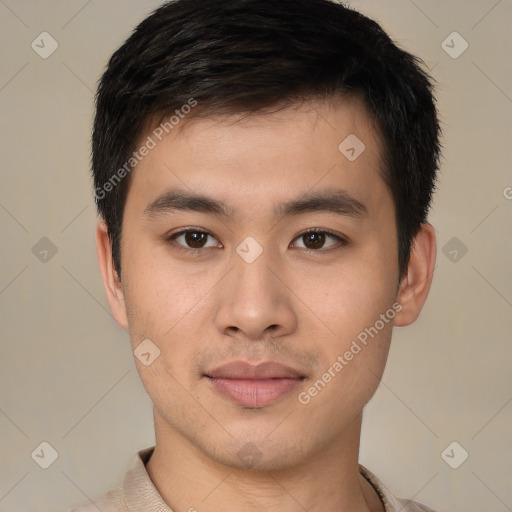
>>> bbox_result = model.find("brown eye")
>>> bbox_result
[292,230,346,252]
[168,229,220,251]
[302,232,327,250]
[183,231,208,248]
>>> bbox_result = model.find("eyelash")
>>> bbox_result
[165,228,348,256]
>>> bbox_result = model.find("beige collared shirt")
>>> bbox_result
[69,446,437,512]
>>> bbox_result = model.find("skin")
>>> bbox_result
[96,96,436,512]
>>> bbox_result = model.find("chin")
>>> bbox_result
[202,431,309,472]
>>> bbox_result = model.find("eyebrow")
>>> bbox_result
[143,187,368,221]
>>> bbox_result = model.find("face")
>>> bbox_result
[101,97,416,470]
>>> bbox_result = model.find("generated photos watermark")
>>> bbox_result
[298,301,403,405]
[94,98,198,200]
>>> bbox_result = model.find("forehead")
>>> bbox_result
[125,96,390,223]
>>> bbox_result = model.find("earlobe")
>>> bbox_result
[394,223,437,327]
[95,220,129,331]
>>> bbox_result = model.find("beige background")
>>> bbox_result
[0,1,511,511]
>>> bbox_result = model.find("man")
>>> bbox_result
[73,0,441,510]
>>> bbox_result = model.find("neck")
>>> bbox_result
[145,409,384,512]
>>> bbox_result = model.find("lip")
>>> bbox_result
[204,361,306,407]
[206,361,305,380]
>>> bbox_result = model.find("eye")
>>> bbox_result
[291,229,347,253]
[166,228,347,255]
[167,229,221,251]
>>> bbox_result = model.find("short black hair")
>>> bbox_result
[92,0,441,282]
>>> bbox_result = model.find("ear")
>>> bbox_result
[394,222,437,327]
[96,220,129,331]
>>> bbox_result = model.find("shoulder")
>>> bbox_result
[359,464,438,512]
[392,496,438,512]
[65,446,157,512]
[66,487,127,512]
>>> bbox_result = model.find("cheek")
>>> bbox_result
[122,243,214,335]
[299,253,397,404]
[121,256,209,388]
[127,304,202,411]
[298,286,395,423]
[305,258,397,341]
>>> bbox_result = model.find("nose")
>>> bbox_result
[214,245,298,342]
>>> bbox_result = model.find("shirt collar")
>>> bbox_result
[123,446,173,511]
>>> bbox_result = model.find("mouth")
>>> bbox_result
[204,361,307,408]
